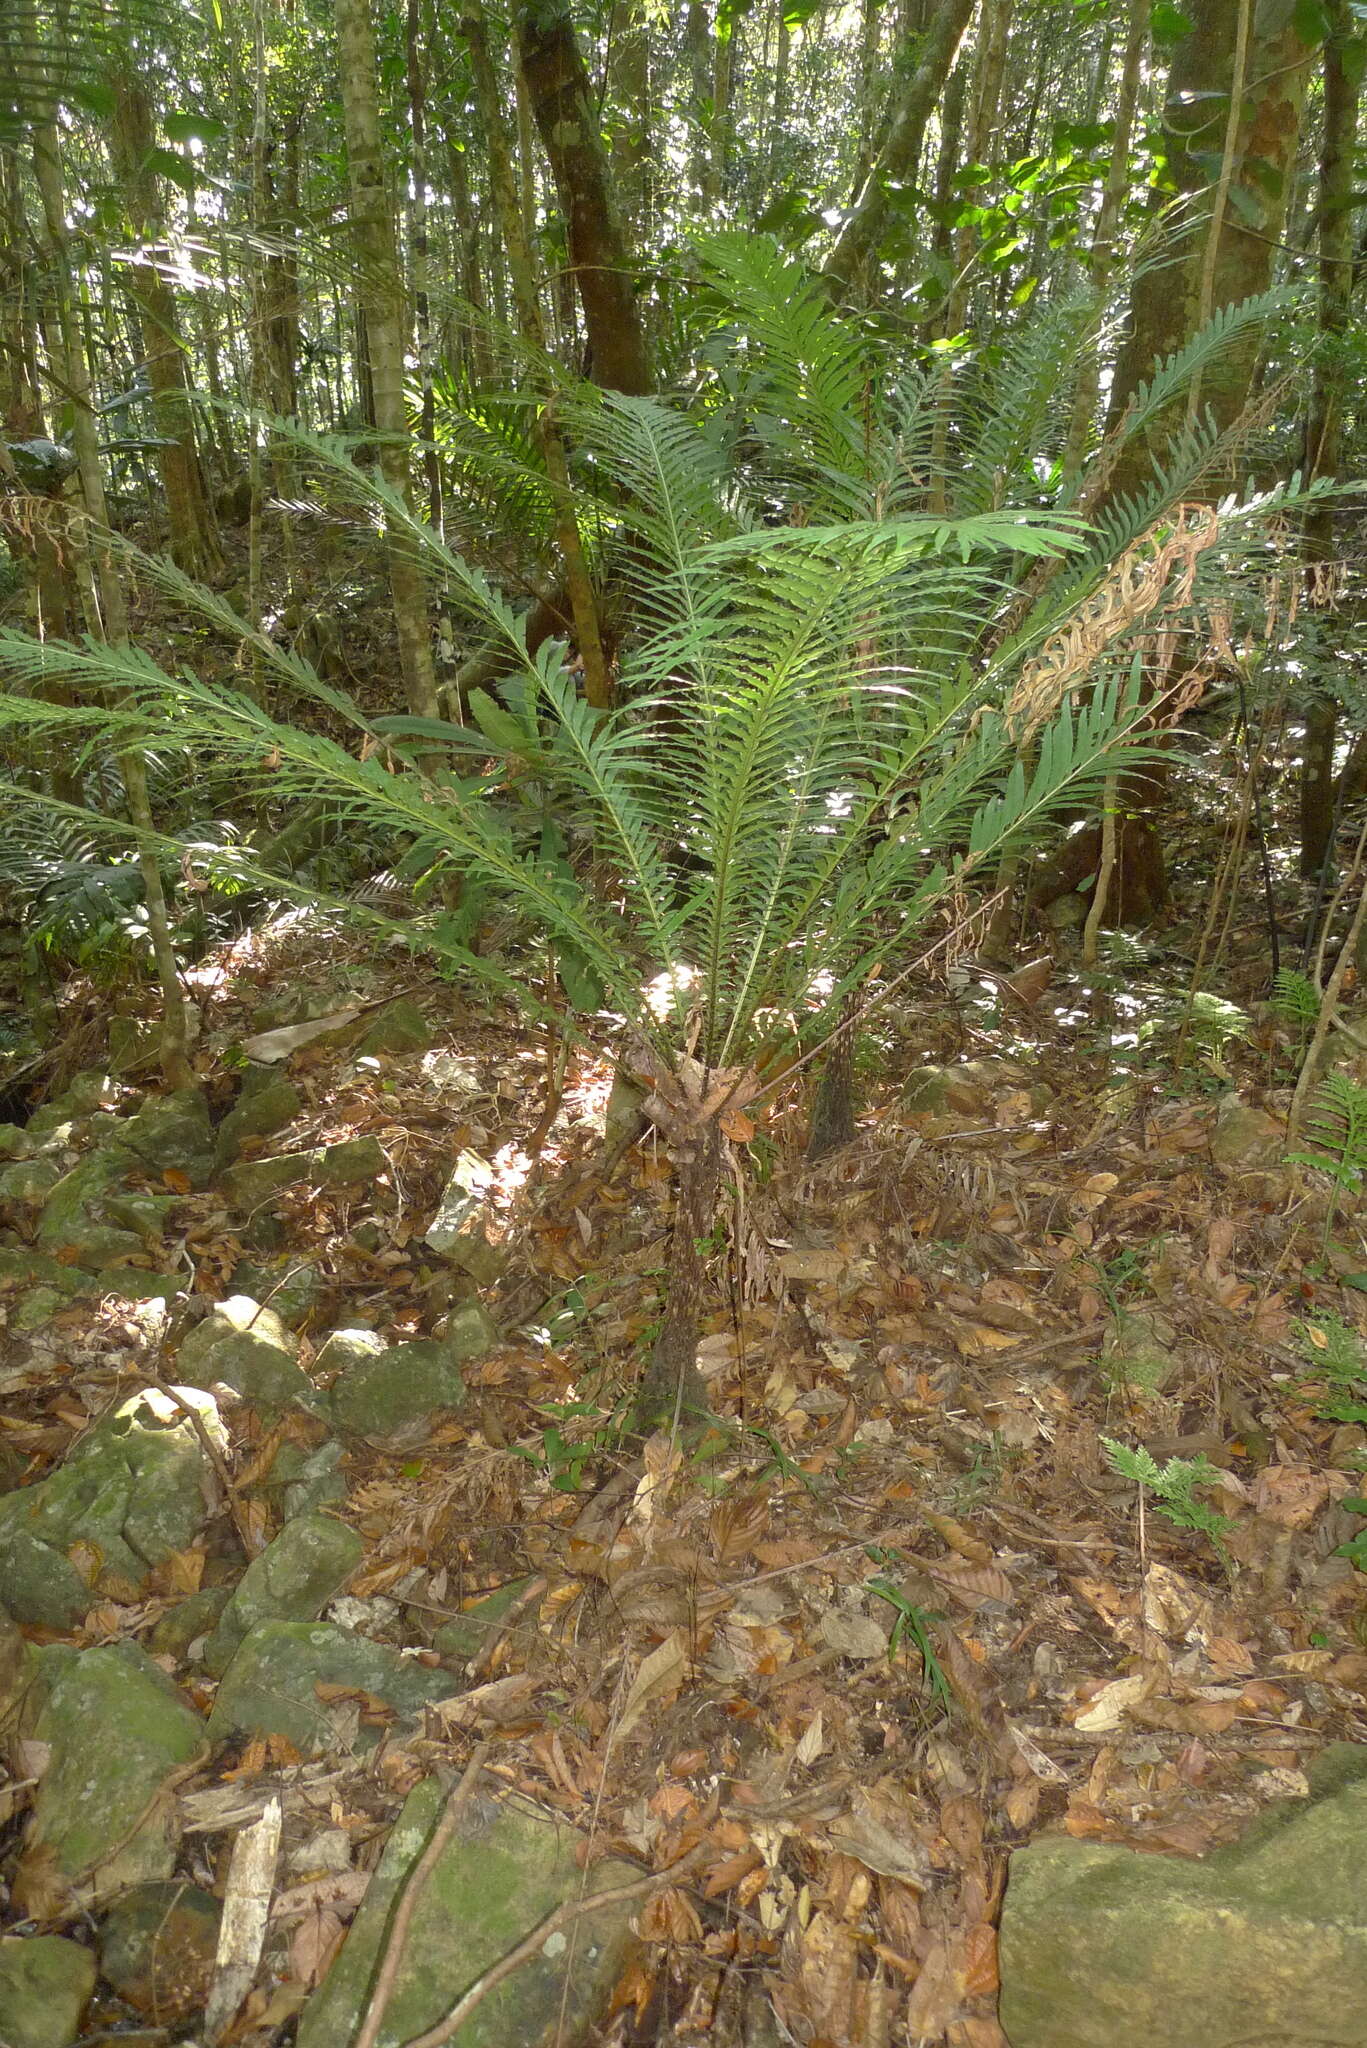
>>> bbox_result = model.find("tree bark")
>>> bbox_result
[332,0,440,720]
[111,76,224,581]
[1062,0,1151,485]
[635,1124,721,1431]
[516,0,651,394]
[463,0,613,706]
[1105,0,1320,501]
[32,112,193,1088]
[1299,0,1359,878]
[824,0,977,299]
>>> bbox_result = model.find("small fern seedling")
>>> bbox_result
[1296,1313,1367,1429]
[1101,1438,1234,1563]
[1287,1073,1367,1248]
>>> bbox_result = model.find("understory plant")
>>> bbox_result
[1101,1438,1234,1565]
[0,240,1336,1428]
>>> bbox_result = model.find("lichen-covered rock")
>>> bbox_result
[314,1327,386,1375]
[1100,1309,1179,1397]
[434,1578,540,1665]
[294,1778,642,2048]
[174,1295,316,1411]
[214,1071,302,1167]
[424,1152,504,1283]
[115,1086,215,1187]
[1211,1094,1287,1175]
[327,1336,469,1446]
[357,999,433,1056]
[207,1620,452,1753]
[148,1584,233,1662]
[98,1880,220,2022]
[0,1388,220,1622]
[0,1935,96,2048]
[229,1256,325,1329]
[260,1437,348,1519]
[17,1643,204,1910]
[219,1135,386,1213]
[999,1743,1367,2048]
[35,1151,145,1270]
[203,1513,364,1677]
[0,1158,62,1204]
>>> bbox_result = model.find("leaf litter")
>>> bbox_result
[2,913,1366,2047]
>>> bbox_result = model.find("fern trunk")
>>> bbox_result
[635,1126,721,1432]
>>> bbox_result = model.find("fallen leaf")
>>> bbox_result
[1073,1673,1154,1733]
[616,1630,692,1742]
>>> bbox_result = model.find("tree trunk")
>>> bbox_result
[110,76,224,581]
[609,2,652,238]
[1062,0,1151,485]
[515,0,651,394]
[1057,0,1322,924]
[824,0,977,299]
[31,112,193,1089]
[464,0,612,706]
[685,1,715,204]
[332,0,440,720]
[407,0,443,533]
[635,1124,722,1431]
[1106,0,1320,501]
[805,1006,858,1163]
[1299,0,1359,879]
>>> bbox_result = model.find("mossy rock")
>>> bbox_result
[207,1620,453,1753]
[0,1935,96,2048]
[294,1778,641,2048]
[18,1643,204,1908]
[203,1513,364,1677]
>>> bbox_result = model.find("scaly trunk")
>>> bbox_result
[1105,0,1319,500]
[464,0,612,706]
[636,1124,722,1431]
[31,111,192,1088]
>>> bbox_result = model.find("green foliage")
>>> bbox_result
[0,242,1328,1131]
[512,1399,626,1493]
[865,1555,951,1708]
[1101,1437,1234,1559]
[1270,967,1320,1055]
[1288,1073,1367,1242]
[1295,1312,1367,1430]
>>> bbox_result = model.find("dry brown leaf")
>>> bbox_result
[928,1556,1014,1609]
[709,1490,770,1565]
[1072,1672,1155,1733]
[961,1923,999,1998]
[1252,1464,1336,1530]
[1128,1695,1240,1735]
[616,1630,691,1742]
[638,1884,705,1944]
[288,1908,346,1989]
[903,1935,964,2038]
[921,1511,992,1567]
[701,1849,766,1898]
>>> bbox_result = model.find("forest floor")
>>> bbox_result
[6,829,1367,2043]
[2,518,1365,2048]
